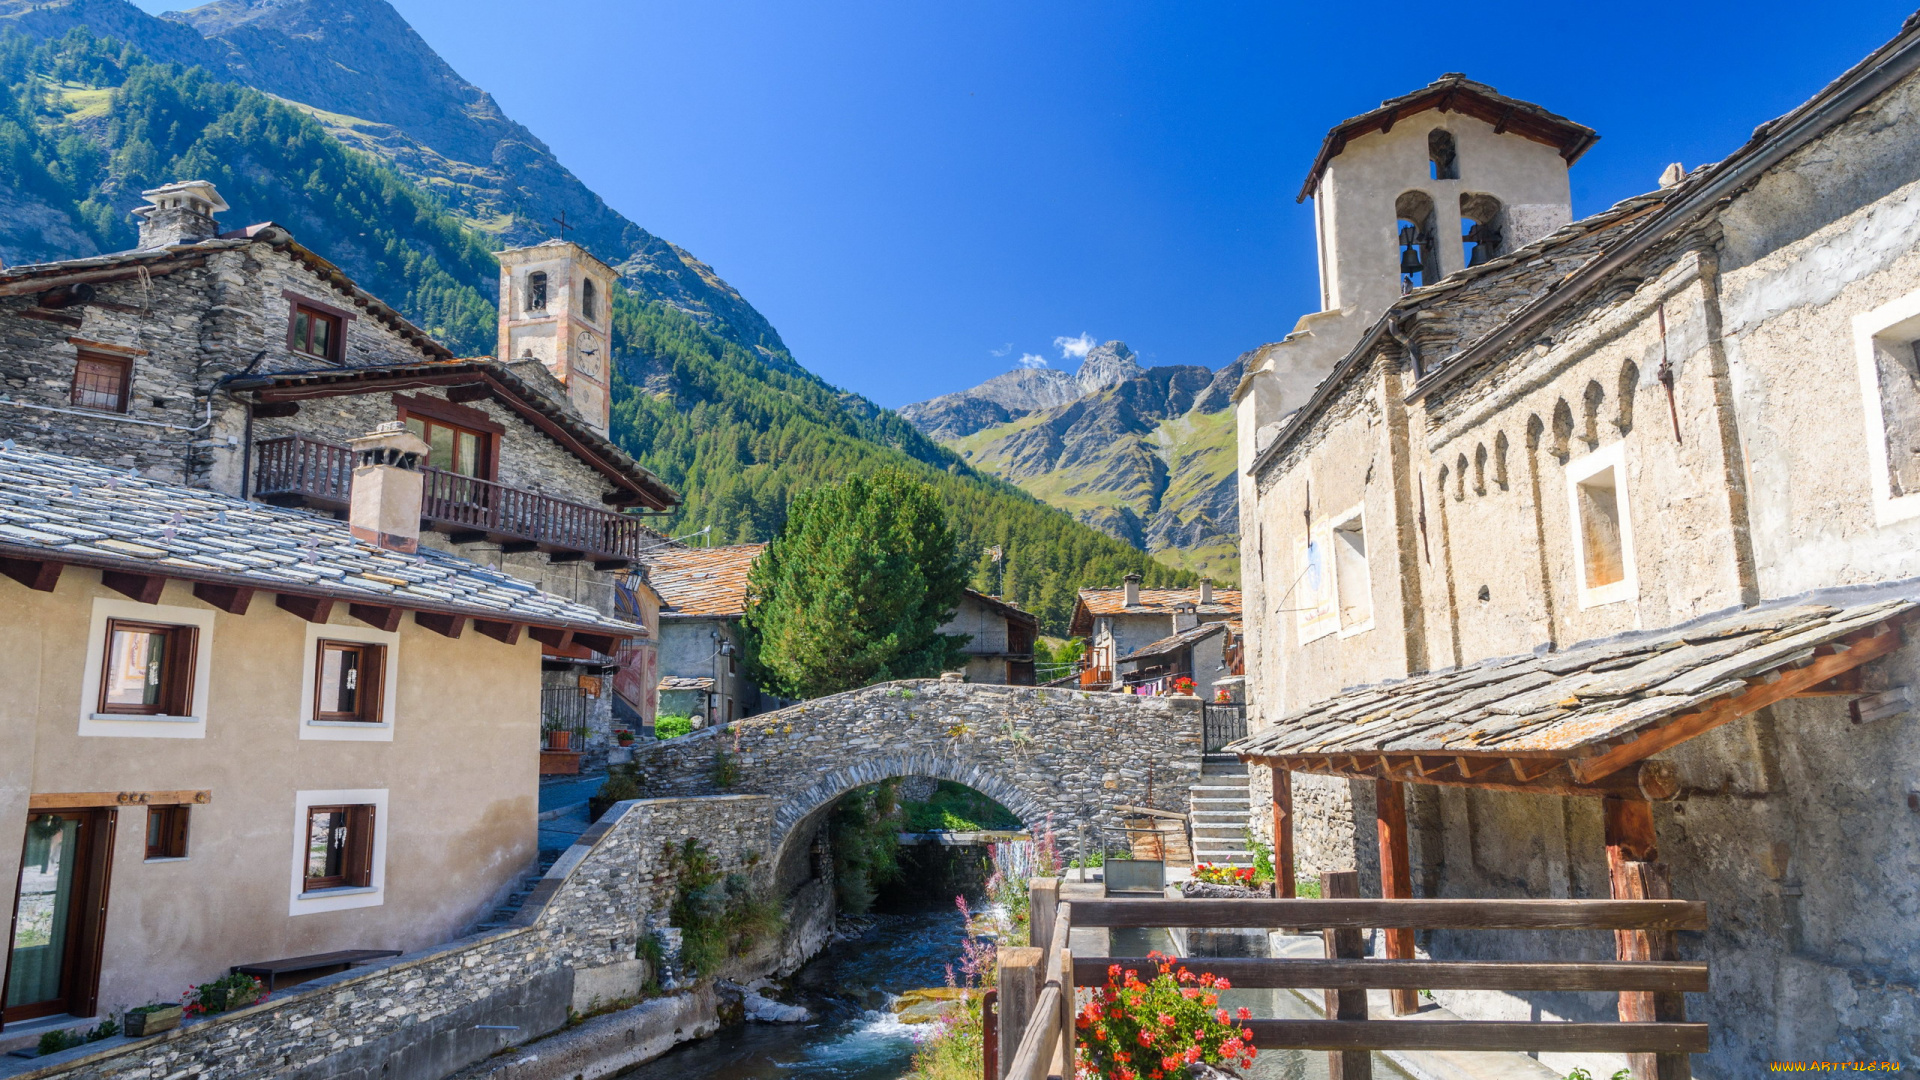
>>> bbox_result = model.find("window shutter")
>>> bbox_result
[362,645,386,723]
[168,625,200,717]
[347,805,376,888]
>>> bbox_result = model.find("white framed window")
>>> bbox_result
[289,788,388,915]
[1852,289,1920,525]
[78,597,215,739]
[1565,442,1638,608]
[299,620,400,742]
[1330,504,1374,636]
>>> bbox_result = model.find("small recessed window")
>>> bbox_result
[291,304,342,362]
[146,804,190,860]
[304,804,375,891]
[71,352,131,413]
[99,619,197,717]
[315,641,385,723]
[1333,510,1372,632]
[1567,444,1637,607]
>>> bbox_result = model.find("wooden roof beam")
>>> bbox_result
[1265,755,1675,800]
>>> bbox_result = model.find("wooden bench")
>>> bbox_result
[232,949,402,991]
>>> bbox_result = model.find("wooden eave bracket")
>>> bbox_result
[192,582,254,615]
[349,603,403,632]
[102,569,166,604]
[0,555,62,592]
[473,619,522,645]
[277,594,334,624]
[415,611,466,638]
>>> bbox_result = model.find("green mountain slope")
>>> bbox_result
[923,354,1245,585]
[0,24,1191,632]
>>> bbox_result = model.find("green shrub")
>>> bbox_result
[830,781,902,915]
[590,765,644,821]
[898,781,1020,832]
[665,838,785,976]
[711,746,740,788]
[654,715,693,739]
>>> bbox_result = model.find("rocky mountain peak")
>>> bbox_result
[1074,340,1144,395]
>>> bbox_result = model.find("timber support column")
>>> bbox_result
[1321,870,1371,1080]
[1605,797,1690,1080]
[1375,778,1419,1015]
[996,946,1041,1080]
[1271,766,1296,898]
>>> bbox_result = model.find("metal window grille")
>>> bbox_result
[71,354,130,412]
[541,685,591,750]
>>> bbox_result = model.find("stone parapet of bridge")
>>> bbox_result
[630,679,1204,862]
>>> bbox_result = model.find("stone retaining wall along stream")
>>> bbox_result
[6,796,782,1080]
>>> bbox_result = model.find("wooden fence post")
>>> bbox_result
[1030,877,1059,953]
[1058,944,1076,1079]
[1605,798,1689,1080]
[1272,767,1296,898]
[981,987,999,1080]
[997,947,1042,1080]
[1321,870,1372,1080]
[1375,778,1420,1015]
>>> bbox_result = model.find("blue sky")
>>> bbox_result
[137,1,1917,408]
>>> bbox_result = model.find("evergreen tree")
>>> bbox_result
[741,471,969,698]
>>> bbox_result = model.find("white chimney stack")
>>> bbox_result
[133,180,228,249]
[1199,579,1213,605]
[348,422,429,553]
[1123,572,1142,608]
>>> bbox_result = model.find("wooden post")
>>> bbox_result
[1321,870,1372,1080]
[1605,798,1690,1080]
[1375,778,1419,1015]
[1057,945,1075,1079]
[1030,877,1059,954]
[1271,766,1296,898]
[981,988,999,1080]
[997,947,1042,1080]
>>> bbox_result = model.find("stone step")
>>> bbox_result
[1190,798,1250,810]
[1190,811,1248,823]
[1191,782,1249,793]
[1192,823,1247,835]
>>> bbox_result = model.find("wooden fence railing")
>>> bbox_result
[994,872,1707,1080]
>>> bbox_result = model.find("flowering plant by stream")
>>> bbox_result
[1077,953,1257,1080]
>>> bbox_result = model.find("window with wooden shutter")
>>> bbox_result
[146,804,190,860]
[98,619,198,717]
[70,352,131,412]
[303,803,376,891]
[314,641,385,722]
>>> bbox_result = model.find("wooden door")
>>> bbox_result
[2,809,115,1025]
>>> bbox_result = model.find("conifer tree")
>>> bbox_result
[741,471,969,698]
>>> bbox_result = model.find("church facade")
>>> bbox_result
[1233,16,1920,1074]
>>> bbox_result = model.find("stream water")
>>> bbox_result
[616,913,1412,1080]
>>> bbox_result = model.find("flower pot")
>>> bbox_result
[125,1005,183,1037]
[547,730,571,750]
[206,984,259,1012]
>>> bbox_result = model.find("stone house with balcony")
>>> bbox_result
[1067,574,1240,690]
[0,181,678,767]
[0,437,638,1040]
[1231,17,1920,1073]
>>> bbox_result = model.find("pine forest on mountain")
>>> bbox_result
[0,25,1192,632]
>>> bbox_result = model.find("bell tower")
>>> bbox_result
[496,240,616,435]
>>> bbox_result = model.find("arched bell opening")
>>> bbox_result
[1396,190,1439,294]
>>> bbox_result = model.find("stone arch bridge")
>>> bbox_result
[630,679,1206,866]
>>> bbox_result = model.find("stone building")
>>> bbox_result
[0,440,637,1037]
[1068,574,1240,689]
[0,181,678,765]
[647,543,768,726]
[1232,18,1920,1075]
[938,588,1039,685]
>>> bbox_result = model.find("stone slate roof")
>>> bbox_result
[648,544,765,618]
[0,447,638,636]
[1121,621,1229,663]
[1298,73,1599,202]
[1228,597,1916,762]
[1070,587,1242,636]
[657,676,716,692]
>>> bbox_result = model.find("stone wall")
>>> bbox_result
[631,678,1204,862]
[14,794,803,1080]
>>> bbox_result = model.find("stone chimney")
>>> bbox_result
[348,422,429,553]
[1172,602,1199,633]
[133,180,229,249]
[1123,572,1142,608]
[1199,579,1213,605]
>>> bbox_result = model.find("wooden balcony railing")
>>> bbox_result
[254,435,647,565]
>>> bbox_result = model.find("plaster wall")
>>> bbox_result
[657,616,756,720]
[0,569,539,1016]
[941,594,1011,655]
[1316,112,1572,322]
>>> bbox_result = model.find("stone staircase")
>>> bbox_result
[1188,754,1254,867]
[474,849,561,932]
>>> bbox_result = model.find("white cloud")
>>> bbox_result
[1016,353,1048,369]
[1054,332,1097,360]
[989,343,1014,357]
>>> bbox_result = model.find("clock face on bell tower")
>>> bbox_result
[576,330,601,379]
